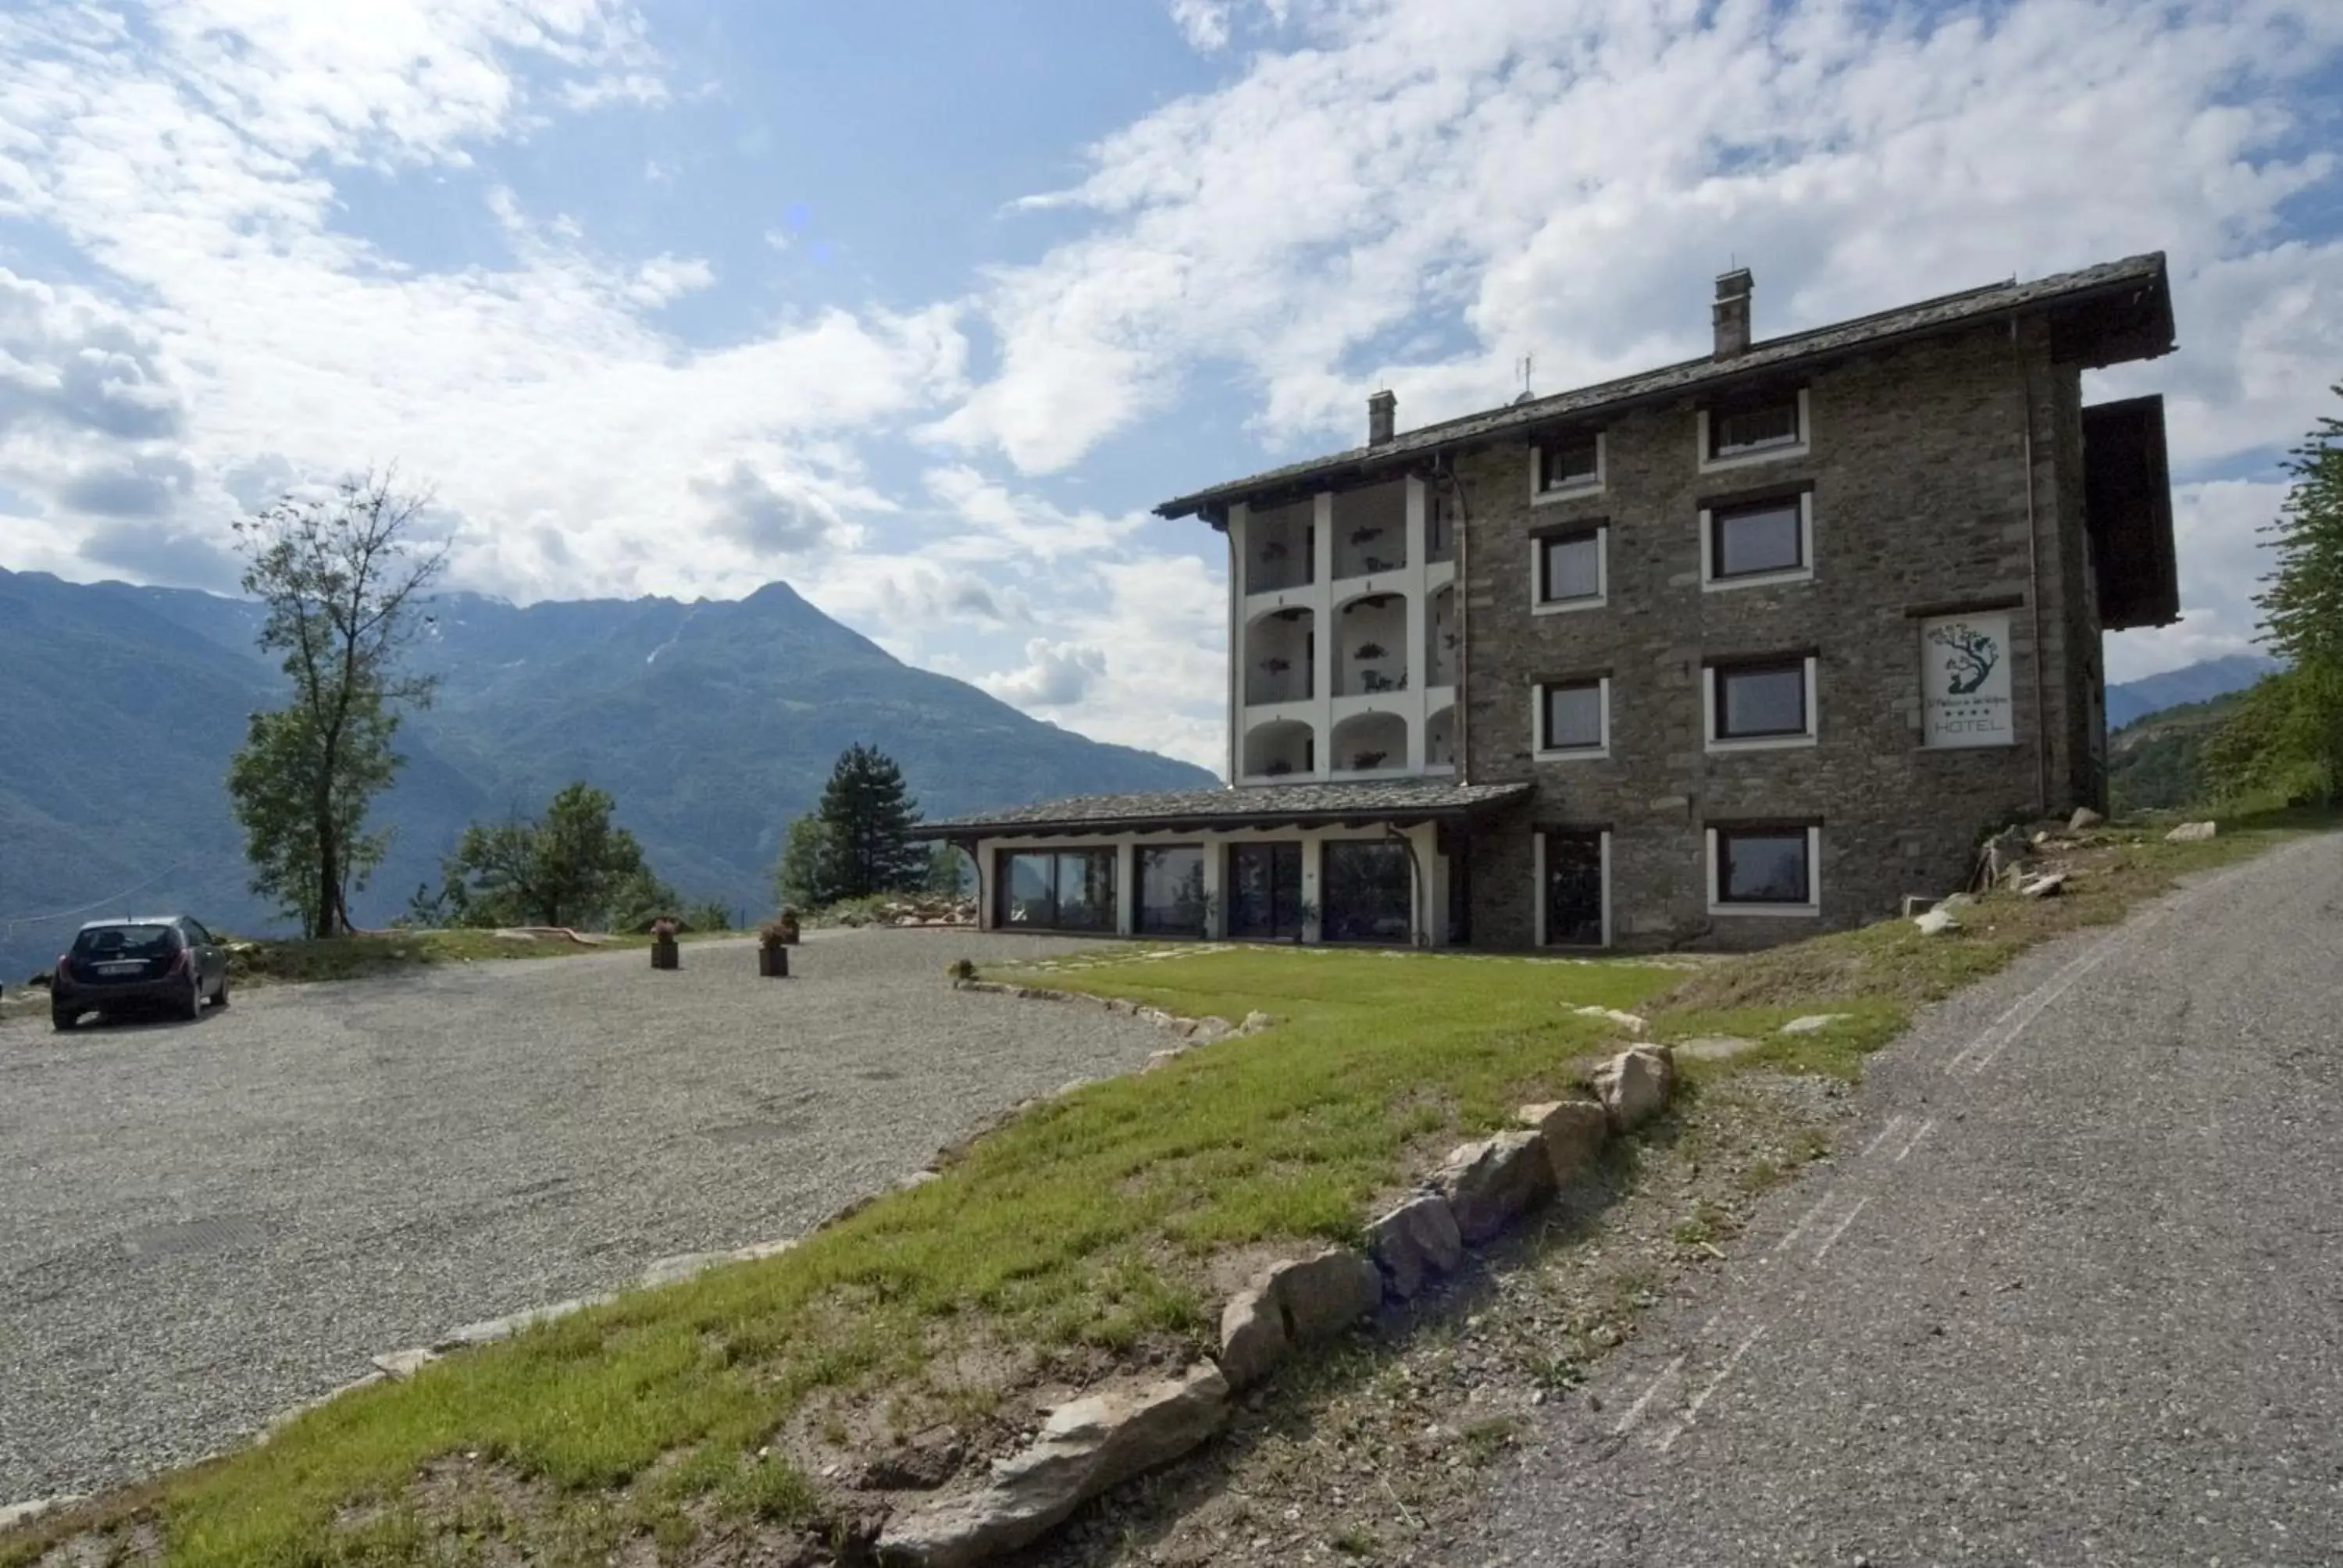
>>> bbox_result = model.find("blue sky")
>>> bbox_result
[2,0,2340,771]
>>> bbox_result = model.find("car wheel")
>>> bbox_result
[52,1007,77,1032]
[180,978,203,1022]
[214,975,230,1007]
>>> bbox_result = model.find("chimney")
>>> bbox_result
[1714,268,1753,358]
[1368,388,1396,447]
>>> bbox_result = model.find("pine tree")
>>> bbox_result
[804,744,926,905]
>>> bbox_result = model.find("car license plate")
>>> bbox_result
[98,961,144,975]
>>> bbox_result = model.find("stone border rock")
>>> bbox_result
[874,1044,1678,1566]
[953,978,1273,1057]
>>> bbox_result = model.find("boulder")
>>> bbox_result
[1673,1035,1759,1062]
[2018,871,2068,899]
[1365,1194,1464,1299]
[1264,1246,1384,1342]
[1913,907,1960,935]
[1434,1130,1555,1243]
[1236,1010,1275,1035]
[1216,1285,1288,1391]
[1592,1046,1675,1135]
[1778,1014,1849,1035]
[879,1363,1228,1567]
[2068,806,2105,831]
[2166,820,2218,843]
[1517,1099,1609,1184]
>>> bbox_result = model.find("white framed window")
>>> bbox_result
[1531,431,1605,501]
[1703,656,1818,751]
[1531,525,1607,613]
[1532,677,1610,760]
[1706,824,1821,918]
[1697,388,1810,473]
[1699,490,1813,590]
[1534,827,1610,948]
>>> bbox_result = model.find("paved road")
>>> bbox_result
[0,928,1164,1501]
[1471,832,2343,1566]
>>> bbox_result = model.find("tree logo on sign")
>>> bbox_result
[1930,622,2000,696]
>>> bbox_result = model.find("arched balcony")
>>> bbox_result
[1335,592,1407,697]
[1243,718,1317,780]
[1244,499,1314,594]
[1425,704,1457,769]
[1332,480,1407,580]
[1331,710,1408,776]
[1244,605,1315,707]
[1425,583,1457,689]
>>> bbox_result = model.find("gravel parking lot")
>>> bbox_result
[0,928,1168,1501]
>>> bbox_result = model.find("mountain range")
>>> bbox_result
[0,568,1215,980]
[2104,653,2280,731]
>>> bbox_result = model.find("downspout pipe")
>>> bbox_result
[2013,320,2050,816]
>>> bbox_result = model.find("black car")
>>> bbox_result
[52,917,230,1030]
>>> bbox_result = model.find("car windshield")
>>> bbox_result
[71,925,178,960]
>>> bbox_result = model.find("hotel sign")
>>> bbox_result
[1922,612,2014,748]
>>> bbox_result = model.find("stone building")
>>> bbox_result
[928,254,2179,950]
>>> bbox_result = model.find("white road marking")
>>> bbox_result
[1860,1114,1910,1159]
[1944,908,2168,1076]
[1656,1327,1767,1452]
[1893,1116,1937,1162]
[1810,1195,1871,1263]
[1611,1354,1686,1437]
[1772,1192,1838,1256]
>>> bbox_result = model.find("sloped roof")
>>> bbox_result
[922,778,1532,839]
[1157,252,2174,520]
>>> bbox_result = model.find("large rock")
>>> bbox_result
[2068,806,2105,831]
[1216,1285,1287,1391]
[1913,907,1961,935]
[879,1363,1228,1567]
[1433,1130,1555,1243]
[2166,820,2218,843]
[1592,1046,1675,1134]
[1365,1194,1464,1299]
[1517,1099,1609,1184]
[1264,1246,1383,1342]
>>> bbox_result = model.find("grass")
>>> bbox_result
[223,928,730,987]
[11,804,2331,1564]
[11,950,1678,1566]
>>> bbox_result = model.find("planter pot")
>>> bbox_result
[758,944,790,978]
[651,935,680,971]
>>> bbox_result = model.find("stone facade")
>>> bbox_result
[1455,319,2109,950]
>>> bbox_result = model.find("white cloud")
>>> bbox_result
[624,253,717,307]
[982,638,1109,707]
[947,0,2343,477]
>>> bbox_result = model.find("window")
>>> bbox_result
[1321,839,1414,943]
[1137,846,1207,936]
[1699,389,1809,471]
[1707,657,1816,748]
[1704,493,1810,584]
[996,849,1117,932]
[1534,526,1606,609]
[1535,677,1609,758]
[1709,825,1821,915]
[1534,432,1603,497]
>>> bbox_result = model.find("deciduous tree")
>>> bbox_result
[228,472,447,937]
[444,782,655,929]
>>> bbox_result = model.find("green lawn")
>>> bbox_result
[11,950,1678,1566]
[224,927,733,987]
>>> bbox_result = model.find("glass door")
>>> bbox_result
[1543,830,1606,946]
[1227,843,1302,940]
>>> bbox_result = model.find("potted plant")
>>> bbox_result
[650,914,681,971]
[1354,642,1387,660]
